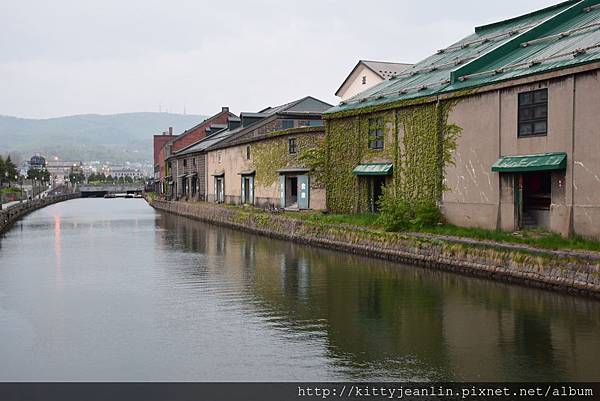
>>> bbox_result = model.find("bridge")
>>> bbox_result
[79,184,144,198]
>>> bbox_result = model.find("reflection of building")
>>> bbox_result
[46,160,83,184]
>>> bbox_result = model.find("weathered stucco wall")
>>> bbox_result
[339,65,383,102]
[573,71,600,239]
[443,91,500,230]
[206,129,326,209]
[441,70,600,238]
[326,65,600,238]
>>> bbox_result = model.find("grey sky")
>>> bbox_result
[1,0,560,119]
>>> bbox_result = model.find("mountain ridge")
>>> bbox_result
[0,112,207,163]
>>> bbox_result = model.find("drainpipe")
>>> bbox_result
[569,75,576,237]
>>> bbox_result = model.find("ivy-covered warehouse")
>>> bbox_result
[323,0,600,238]
[205,97,331,209]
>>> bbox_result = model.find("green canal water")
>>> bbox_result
[0,198,598,381]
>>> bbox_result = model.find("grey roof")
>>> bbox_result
[175,126,239,156]
[175,96,332,157]
[328,0,600,115]
[258,96,332,114]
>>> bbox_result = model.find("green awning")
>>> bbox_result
[492,152,567,173]
[353,163,393,176]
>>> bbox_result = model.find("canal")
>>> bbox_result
[0,198,599,381]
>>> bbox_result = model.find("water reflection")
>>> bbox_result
[0,199,598,381]
[157,212,600,382]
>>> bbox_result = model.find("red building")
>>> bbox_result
[153,107,236,194]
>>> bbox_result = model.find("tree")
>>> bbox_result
[0,155,5,186]
[4,155,17,186]
[40,169,50,183]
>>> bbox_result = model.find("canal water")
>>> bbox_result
[0,198,599,381]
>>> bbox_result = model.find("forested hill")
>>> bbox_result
[0,112,206,162]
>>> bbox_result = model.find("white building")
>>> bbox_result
[109,166,144,180]
[335,60,413,101]
[46,160,83,184]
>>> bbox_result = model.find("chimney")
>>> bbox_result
[169,127,173,135]
[222,106,229,113]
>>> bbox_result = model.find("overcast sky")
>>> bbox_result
[1,0,560,119]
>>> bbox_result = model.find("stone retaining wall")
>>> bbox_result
[150,200,600,299]
[0,194,80,234]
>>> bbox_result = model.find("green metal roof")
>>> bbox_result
[353,163,393,176]
[491,152,567,172]
[326,0,600,116]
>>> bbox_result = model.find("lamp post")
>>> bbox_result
[15,175,22,203]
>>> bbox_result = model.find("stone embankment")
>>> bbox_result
[150,200,600,299]
[0,194,80,234]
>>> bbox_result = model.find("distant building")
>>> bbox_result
[153,107,236,195]
[169,96,332,210]
[46,160,83,184]
[29,155,46,169]
[335,60,413,101]
[109,166,144,180]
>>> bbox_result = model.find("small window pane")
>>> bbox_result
[519,107,534,121]
[534,105,547,118]
[519,92,534,105]
[534,90,548,102]
[519,124,533,136]
[533,121,547,134]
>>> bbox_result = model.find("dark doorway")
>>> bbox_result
[369,176,386,212]
[519,172,551,228]
[285,176,299,208]
[243,177,251,204]
[191,177,197,198]
[215,177,224,203]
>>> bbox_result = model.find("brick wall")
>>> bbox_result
[171,109,234,153]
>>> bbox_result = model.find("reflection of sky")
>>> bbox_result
[0,198,599,381]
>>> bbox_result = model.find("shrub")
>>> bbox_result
[377,186,442,232]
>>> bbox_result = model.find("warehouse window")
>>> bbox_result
[368,118,384,150]
[288,138,297,154]
[282,120,294,129]
[518,89,548,137]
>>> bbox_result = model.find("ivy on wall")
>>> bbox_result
[323,99,462,214]
[250,131,323,188]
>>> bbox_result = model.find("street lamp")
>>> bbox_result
[15,175,22,203]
